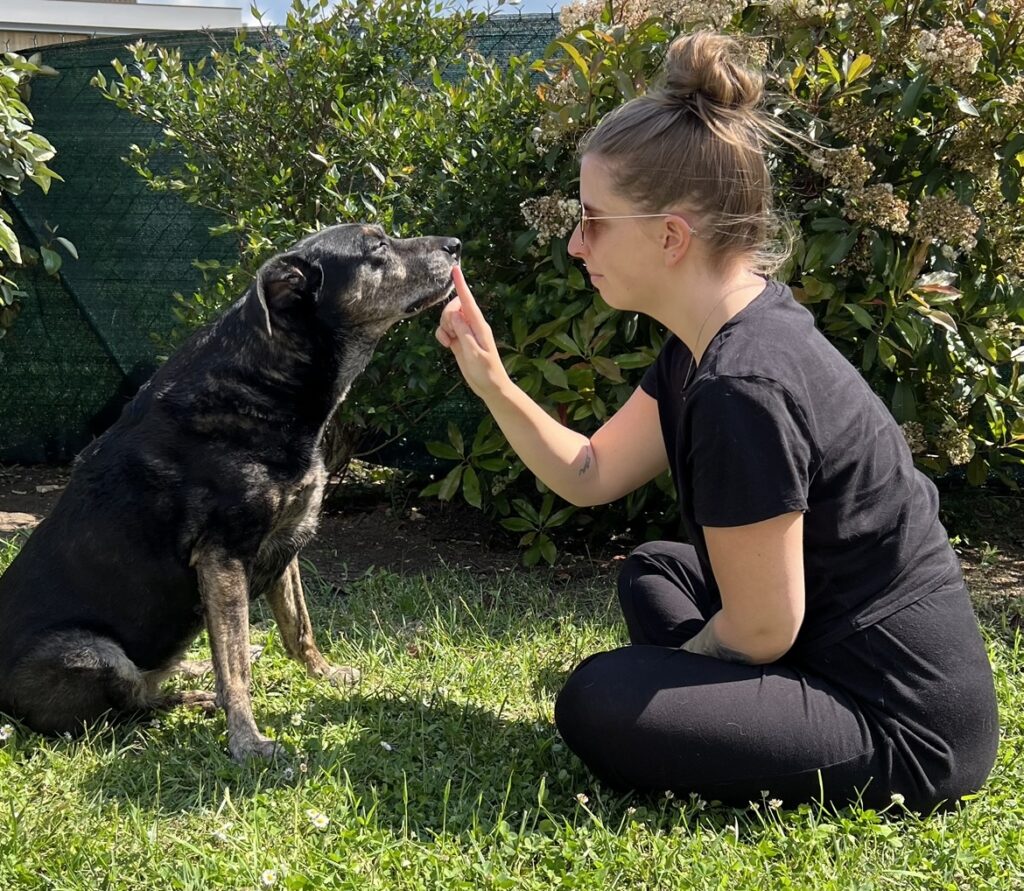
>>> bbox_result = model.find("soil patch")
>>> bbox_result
[2,464,1021,604]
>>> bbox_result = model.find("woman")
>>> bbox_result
[435,31,998,811]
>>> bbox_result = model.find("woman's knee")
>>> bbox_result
[554,650,625,748]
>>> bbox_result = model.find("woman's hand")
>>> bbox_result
[436,267,510,401]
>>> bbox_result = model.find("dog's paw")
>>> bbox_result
[323,664,360,687]
[229,733,283,762]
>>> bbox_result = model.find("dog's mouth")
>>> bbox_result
[403,280,455,317]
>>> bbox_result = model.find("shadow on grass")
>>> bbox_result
[64,689,626,831]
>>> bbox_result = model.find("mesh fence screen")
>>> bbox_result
[0,13,560,463]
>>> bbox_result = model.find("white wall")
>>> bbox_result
[1,0,243,36]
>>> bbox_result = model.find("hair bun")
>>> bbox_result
[660,31,764,112]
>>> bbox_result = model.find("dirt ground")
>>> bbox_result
[1,463,1021,607]
[0,463,629,587]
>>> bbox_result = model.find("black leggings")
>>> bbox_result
[554,542,999,811]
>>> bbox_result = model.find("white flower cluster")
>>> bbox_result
[843,183,910,234]
[766,0,850,17]
[559,0,743,33]
[936,420,974,466]
[829,101,896,145]
[945,120,1000,179]
[914,25,984,84]
[520,193,582,248]
[972,171,1024,281]
[809,146,874,192]
[836,233,875,276]
[900,421,927,455]
[910,193,980,253]
[988,0,1024,18]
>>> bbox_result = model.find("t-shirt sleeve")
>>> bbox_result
[687,375,813,527]
[639,362,658,399]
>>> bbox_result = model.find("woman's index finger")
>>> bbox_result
[452,266,486,325]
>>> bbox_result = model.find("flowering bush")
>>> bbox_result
[100,0,1023,563]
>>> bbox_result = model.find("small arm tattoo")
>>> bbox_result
[577,445,592,477]
[681,619,754,664]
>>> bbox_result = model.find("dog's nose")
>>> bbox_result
[442,238,462,260]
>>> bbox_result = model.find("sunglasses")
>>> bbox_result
[578,208,699,244]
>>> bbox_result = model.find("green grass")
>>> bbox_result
[0,534,1022,890]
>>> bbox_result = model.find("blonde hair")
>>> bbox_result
[580,30,798,276]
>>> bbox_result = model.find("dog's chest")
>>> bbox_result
[265,467,326,550]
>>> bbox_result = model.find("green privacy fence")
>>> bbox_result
[0,13,560,463]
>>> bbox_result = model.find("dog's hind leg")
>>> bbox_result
[265,558,359,686]
[171,645,264,680]
[7,630,159,735]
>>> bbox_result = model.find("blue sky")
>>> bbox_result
[148,0,563,24]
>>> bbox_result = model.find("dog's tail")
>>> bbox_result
[4,629,160,735]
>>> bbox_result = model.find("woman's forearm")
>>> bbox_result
[681,611,795,665]
[481,377,598,508]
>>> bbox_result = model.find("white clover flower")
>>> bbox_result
[664,790,675,800]
[380,740,393,752]
[576,792,589,805]
[0,724,13,742]
[749,801,760,812]
[769,798,783,809]
[306,810,330,830]
[290,713,302,726]
[890,792,906,806]
[261,869,278,887]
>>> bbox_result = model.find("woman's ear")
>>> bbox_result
[662,215,694,267]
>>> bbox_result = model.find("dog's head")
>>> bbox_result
[247,224,460,338]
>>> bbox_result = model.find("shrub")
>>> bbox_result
[99,0,1023,564]
[0,51,76,338]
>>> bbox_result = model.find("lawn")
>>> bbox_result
[0,516,1022,890]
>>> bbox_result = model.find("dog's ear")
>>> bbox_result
[251,254,324,336]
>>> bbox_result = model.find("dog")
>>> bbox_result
[0,224,460,760]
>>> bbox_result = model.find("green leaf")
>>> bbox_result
[539,360,569,389]
[55,236,78,260]
[898,74,929,118]
[437,465,463,501]
[538,534,557,565]
[501,517,534,532]
[0,221,21,265]
[426,440,461,460]
[846,53,873,84]
[40,246,61,276]
[920,309,957,335]
[891,380,917,422]
[591,355,624,383]
[843,303,875,331]
[447,421,464,455]
[956,95,980,117]
[555,40,590,79]
[818,47,841,83]
[966,455,988,486]
[462,465,482,508]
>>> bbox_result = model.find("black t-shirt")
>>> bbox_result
[640,277,963,653]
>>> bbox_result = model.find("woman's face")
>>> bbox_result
[568,155,667,313]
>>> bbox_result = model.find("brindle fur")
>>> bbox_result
[0,224,460,760]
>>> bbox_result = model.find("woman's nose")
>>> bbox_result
[568,223,585,259]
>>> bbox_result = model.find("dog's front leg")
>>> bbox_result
[194,551,281,761]
[266,558,359,687]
